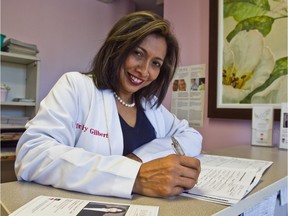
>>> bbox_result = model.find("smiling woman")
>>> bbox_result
[15,11,203,199]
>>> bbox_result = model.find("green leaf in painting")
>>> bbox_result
[224,0,270,21]
[226,16,274,42]
[240,57,288,103]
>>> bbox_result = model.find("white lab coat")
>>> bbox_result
[15,72,202,198]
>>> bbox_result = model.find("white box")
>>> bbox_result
[252,106,273,146]
[279,103,288,149]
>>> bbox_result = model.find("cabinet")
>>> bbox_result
[1,51,40,182]
[1,51,40,127]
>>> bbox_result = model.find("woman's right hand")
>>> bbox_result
[132,154,201,197]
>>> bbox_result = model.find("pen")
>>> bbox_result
[171,136,185,156]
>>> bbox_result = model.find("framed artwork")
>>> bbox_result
[208,0,287,120]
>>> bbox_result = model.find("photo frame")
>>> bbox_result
[208,0,287,120]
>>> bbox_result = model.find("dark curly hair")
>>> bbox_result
[87,11,179,108]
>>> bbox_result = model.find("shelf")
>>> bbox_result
[1,147,16,161]
[1,130,24,148]
[0,51,39,64]
[1,124,26,129]
[1,131,23,140]
[1,101,36,106]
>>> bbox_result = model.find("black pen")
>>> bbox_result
[171,136,185,156]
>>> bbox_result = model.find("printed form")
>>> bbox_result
[182,154,273,205]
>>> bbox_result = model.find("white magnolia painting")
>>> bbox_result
[221,0,287,107]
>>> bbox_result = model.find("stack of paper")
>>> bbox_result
[182,154,273,205]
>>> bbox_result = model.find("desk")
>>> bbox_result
[1,146,287,216]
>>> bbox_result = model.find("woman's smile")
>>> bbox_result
[119,34,167,98]
[127,72,144,86]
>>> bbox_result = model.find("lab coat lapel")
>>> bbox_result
[102,90,124,155]
[142,100,165,138]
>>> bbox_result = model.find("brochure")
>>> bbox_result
[251,106,274,146]
[9,195,159,216]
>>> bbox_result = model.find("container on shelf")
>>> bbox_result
[0,34,6,50]
[1,88,9,102]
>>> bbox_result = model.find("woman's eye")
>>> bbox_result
[134,50,143,57]
[153,61,162,68]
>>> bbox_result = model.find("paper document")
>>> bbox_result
[9,196,159,216]
[182,154,273,205]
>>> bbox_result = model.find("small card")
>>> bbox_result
[279,103,288,149]
[252,106,273,146]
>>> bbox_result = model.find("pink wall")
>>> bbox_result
[1,0,134,100]
[1,0,280,150]
[164,0,280,150]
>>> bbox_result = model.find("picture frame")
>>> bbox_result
[208,0,287,120]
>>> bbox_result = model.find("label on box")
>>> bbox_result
[252,106,273,146]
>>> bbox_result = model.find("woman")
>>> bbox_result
[15,11,202,199]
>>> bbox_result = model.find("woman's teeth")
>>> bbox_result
[129,74,143,84]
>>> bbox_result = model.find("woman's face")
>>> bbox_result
[119,34,167,97]
[179,79,186,91]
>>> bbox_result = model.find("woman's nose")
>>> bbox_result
[137,60,150,78]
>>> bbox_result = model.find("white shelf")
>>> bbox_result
[1,124,25,129]
[0,51,39,64]
[1,101,36,106]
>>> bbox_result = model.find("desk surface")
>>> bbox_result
[1,145,287,216]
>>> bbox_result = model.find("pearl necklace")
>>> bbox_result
[113,92,135,108]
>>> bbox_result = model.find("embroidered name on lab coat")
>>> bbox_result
[76,123,108,138]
